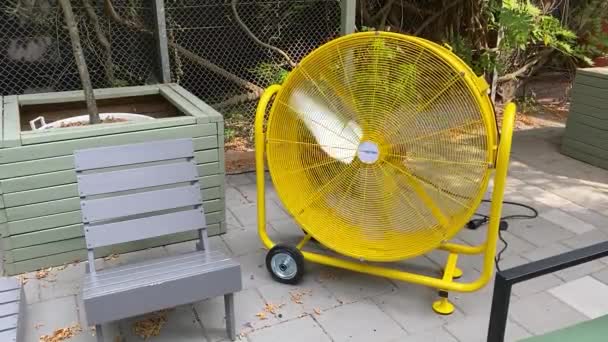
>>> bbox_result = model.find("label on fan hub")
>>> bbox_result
[357,141,380,164]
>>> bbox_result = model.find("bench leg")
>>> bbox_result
[95,324,103,342]
[224,293,236,341]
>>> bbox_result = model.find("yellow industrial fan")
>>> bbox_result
[255,31,516,315]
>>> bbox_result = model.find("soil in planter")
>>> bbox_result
[20,94,183,131]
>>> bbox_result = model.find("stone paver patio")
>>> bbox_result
[9,125,608,342]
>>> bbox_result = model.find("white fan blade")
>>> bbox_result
[290,90,361,164]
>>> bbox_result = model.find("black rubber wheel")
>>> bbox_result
[266,244,305,285]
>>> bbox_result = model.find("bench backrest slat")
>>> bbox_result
[74,139,207,256]
[81,184,202,223]
[84,208,206,249]
[74,138,194,171]
[77,161,198,196]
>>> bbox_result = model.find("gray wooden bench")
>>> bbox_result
[75,139,241,342]
[0,277,24,342]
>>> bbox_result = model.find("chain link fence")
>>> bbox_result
[165,0,341,150]
[0,0,158,96]
[0,0,341,148]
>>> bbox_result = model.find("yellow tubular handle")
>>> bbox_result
[256,85,282,250]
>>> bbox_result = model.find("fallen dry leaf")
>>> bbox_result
[318,270,337,282]
[36,267,52,280]
[255,312,267,320]
[289,289,312,304]
[16,275,28,285]
[39,323,82,342]
[263,302,284,315]
[132,310,170,339]
[313,308,321,315]
[34,323,45,329]
[104,253,120,261]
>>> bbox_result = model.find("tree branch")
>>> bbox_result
[212,92,261,110]
[59,0,100,124]
[497,49,553,83]
[83,0,114,85]
[414,0,462,36]
[104,0,263,95]
[230,0,296,68]
[371,0,396,24]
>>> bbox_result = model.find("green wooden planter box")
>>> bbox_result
[562,67,608,170]
[0,84,225,275]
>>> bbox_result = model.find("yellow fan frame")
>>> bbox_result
[255,31,516,314]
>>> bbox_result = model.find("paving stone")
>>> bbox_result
[225,207,244,229]
[561,229,608,249]
[221,226,281,257]
[119,305,204,342]
[523,242,606,281]
[516,184,572,208]
[268,218,306,245]
[509,291,587,335]
[544,183,608,215]
[373,283,457,334]
[315,267,396,305]
[508,217,575,247]
[498,231,537,257]
[236,251,277,290]
[393,255,441,278]
[512,274,564,297]
[540,208,597,234]
[559,202,608,232]
[24,296,91,342]
[444,314,530,342]
[395,328,458,342]
[234,183,280,204]
[225,186,250,207]
[195,288,279,341]
[257,276,339,322]
[247,315,331,342]
[227,174,255,186]
[315,300,407,342]
[230,201,289,227]
[39,262,85,302]
[549,276,608,319]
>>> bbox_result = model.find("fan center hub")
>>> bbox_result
[357,141,380,164]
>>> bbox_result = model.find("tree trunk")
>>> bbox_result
[59,0,100,124]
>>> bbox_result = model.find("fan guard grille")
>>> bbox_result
[266,32,497,262]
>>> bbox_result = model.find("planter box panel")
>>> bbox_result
[168,84,223,123]
[571,92,608,110]
[577,68,608,81]
[4,211,223,263]
[0,146,218,181]
[0,209,6,223]
[3,222,224,275]
[0,171,75,194]
[564,121,608,148]
[569,102,608,120]
[562,140,608,170]
[17,85,161,106]
[21,117,196,145]
[0,96,3,146]
[576,74,608,89]
[4,186,223,231]
[194,136,219,150]
[1,123,216,165]
[571,83,608,100]
[5,211,81,236]
[159,86,210,124]
[567,112,608,130]
[563,137,608,159]
[2,97,20,148]
[4,186,222,236]
[3,199,224,251]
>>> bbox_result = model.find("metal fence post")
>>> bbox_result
[153,0,171,83]
[340,0,356,35]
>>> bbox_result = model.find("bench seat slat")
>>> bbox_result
[77,161,198,196]
[74,139,195,171]
[82,184,202,222]
[83,250,228,287]
[0,279,19,293]
[82,250,241,325]
[85,208,206,248]
[0,302,18,318]
[0,329,17,341]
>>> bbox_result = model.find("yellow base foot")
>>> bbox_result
[453,267,463,279]
[432,298,455,315]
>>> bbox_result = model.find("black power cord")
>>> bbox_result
[466,199,539,272]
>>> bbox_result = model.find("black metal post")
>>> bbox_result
[487,273,512,342]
